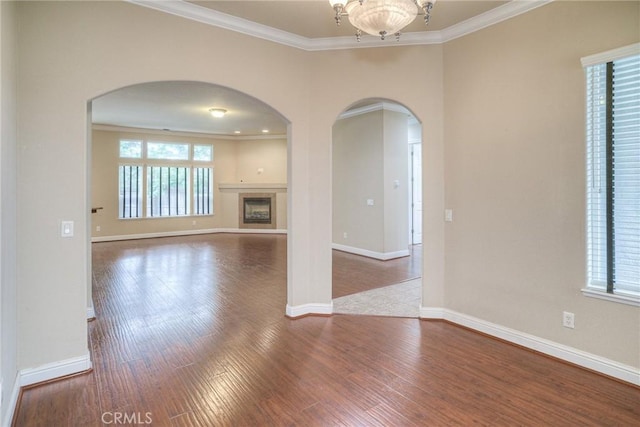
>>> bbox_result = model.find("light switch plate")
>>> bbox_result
[445,209,453,222]
[61,221,74,237]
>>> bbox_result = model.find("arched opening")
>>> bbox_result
[86,81,291,320]
[331,98,423,317]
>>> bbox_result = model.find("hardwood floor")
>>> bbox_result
[13,234,640,426]
[332,245,421,298]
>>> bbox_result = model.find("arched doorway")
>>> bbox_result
[86,81,290,318]
[331,99,423,317]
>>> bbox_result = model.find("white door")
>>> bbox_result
[410,143,422,244]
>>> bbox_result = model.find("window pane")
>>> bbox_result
[193,167,213,215]
[586,63,608,289]
[612,55,640,293]
[147,142,189,160]
[119,140,142,158]
[147,166,190,217]
[194,145,213,161]
[118,165,143,219]
[586,53,640,296]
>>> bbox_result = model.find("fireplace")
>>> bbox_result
[239,193,277,229]
[243,197,271,224]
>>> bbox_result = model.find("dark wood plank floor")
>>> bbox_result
[13,234,640,426]
[332,245,421,298]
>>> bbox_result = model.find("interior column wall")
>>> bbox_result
[0,0,18,423]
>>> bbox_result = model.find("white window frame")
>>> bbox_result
[117,140,214,220]
[581,43,640,307]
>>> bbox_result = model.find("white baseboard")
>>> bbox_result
[19,353,92,387]
[420,307,640,386]
[286,303,333,318]
[87,305,95,320]
[332,243,410,261]
[1,375,20,427]
[92,228,287,242]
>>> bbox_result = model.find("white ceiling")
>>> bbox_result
[188,0,510,38]
[93,0,549,137]
[92,81,289,137]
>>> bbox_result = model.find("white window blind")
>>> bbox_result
[585,48,640,297]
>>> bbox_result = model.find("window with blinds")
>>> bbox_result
[584,46,640,298]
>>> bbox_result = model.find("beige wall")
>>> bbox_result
[1,0,18,424]
[332,108,409,255]
[235,138,287,184]
[443,1,640,367]
[332,110,385,252]
[382,110,409,253]
[91,128,287,238]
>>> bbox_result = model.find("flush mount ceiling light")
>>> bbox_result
[209,108,227,118]
[329,0,436,41]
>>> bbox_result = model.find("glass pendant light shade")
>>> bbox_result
[345,0,418,37]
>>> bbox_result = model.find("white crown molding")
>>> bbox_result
[440,0,552,43]
[338,101,412,120]
[127,0,311,50]
[92,124,286,140]
[306,31,443,51]
[127,0,553,51]
[581,42,640,68]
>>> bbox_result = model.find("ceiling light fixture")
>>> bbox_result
[209,108,227,118]
[261,129,270,133]
[329,0,436,41]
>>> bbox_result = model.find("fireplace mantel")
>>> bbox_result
[219,183,287,191]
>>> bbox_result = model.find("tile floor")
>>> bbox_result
[332,278,421,318]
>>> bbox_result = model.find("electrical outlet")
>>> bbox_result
[563,311,575,329]
[96,225,101,232]
[343,232,347,239]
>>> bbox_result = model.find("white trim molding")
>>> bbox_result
[2,376,20,427]
[337,102,412,121]
[92,124,287,140]
[218,183,287,191]
[127,0,553,51]
[581,287,640,307]
[581,42,640,68]
[19,353,92,387]
[87,305,96,320]
[92,228,287,243]
[420,308,640,386]
[332,243,410,261]
[286,303,333,318]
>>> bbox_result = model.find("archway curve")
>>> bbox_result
[85,80,292,318]
[330,97,424,317]
[89,80,292,134]
[331,96,424,127]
